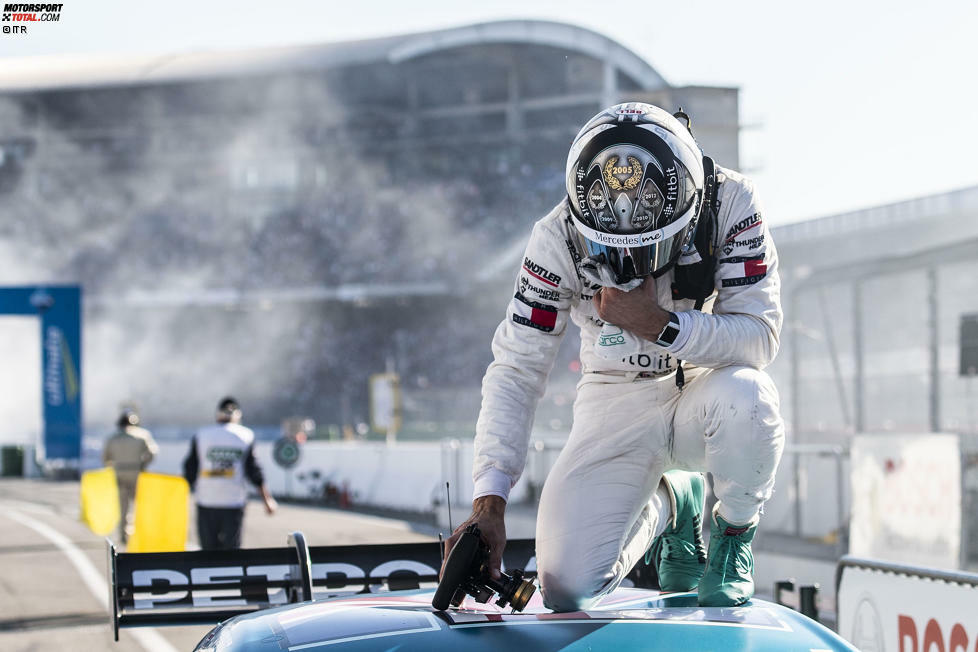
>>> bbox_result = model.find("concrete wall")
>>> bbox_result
[135,437,849,544]
[140,439,534,513]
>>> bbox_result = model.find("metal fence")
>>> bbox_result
[761,444,850,559]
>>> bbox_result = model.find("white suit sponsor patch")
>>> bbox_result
[511,292,558,332]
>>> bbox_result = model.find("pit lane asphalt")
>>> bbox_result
[0,478,437,652]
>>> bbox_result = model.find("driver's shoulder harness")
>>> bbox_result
[668,154,721,390]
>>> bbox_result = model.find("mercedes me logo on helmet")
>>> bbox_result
[565,102,705,282]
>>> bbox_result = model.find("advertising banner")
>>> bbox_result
[369,373,402,437]
[850,434,960,568]
[837,559,978,652]
[0,286,82,462]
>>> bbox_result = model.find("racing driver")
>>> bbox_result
[445,102,785,610]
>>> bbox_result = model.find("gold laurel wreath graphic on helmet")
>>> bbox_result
[603,156,643,191]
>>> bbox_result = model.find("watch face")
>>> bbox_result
[656,315,680,346]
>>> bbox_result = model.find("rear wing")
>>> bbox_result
[109,532,658,638]
[109,532,536,638]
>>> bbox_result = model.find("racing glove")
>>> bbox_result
[578,256,644,361]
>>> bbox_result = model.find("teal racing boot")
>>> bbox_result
[698,505,758,606]
[646,471,706,592]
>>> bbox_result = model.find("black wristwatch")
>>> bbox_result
[655,312,681,347]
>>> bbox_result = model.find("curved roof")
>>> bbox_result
[386,20,666,88]
[0,20,667,93]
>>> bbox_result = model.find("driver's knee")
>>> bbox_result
[537,537,618,612]
[539,570,605,612]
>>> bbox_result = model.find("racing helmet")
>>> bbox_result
[565,102,705,283]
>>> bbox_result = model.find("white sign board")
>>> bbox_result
[838,562,978,651]
[850,434,960,569]
[369,373,402,436]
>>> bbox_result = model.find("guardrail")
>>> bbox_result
[836,556,978,595]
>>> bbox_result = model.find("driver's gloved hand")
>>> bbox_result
[579,256,644,361]
[578,256,643,291]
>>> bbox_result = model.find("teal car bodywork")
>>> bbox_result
[193,587,856,651]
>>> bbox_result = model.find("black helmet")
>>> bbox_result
[217,396,241,421]
[117,408,139,428]
[566,102,705,283]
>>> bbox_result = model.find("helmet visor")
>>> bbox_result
[572,216,696,283]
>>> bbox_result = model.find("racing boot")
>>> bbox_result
[646,471,706,592]
[698,504,758,607]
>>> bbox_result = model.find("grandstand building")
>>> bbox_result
[768,186,978,571]
[770,185,978,442]
[0,20,740,432]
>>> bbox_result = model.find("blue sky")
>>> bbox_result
[1,0,975,225]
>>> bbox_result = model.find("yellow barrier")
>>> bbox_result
[79,467,121,536]
[127,472,189,552]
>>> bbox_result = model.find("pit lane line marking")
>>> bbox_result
[5,508,179,652]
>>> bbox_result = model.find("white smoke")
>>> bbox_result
[0,74,508,439]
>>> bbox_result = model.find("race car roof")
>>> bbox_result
[198,588,857,651]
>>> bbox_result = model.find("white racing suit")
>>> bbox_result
[473,167,785,610]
